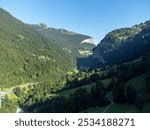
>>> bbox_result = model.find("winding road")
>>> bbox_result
[0,82,38,112]
[103,94,114,113]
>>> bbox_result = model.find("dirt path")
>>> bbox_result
[103,94,114,113]
[103,101,114,113]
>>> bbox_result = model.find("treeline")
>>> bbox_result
[25,80,110,113]
[64,56,149,91]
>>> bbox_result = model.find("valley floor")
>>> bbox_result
[83,103,150,113]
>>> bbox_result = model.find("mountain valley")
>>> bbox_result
[0,7,150,113]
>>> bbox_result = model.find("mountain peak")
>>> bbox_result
[37,23,48,29]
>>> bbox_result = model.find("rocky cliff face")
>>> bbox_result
[32,24,96,57]
[81,37,94,44]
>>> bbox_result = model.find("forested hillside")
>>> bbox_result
[0,8,76,88]
[0,7,150,113]
[23,56,150,113]
[32,23,95,57]
[92,20,150,64]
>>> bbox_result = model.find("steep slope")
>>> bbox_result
[32,23,96,57]
[0,8,76,88]
[92,20,150,64]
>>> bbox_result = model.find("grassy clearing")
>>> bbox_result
[81,106,106,113]
[105,103,150,113]
[67,69,78,75]
[48,71,149,113]
[59,84,93,98]
[81,102,150,113]
[82,104,138,113]
[126,74,146,90]
[102,78,111,87]
[142,103,150,113]
[58,77,112,98]
[7,93,18,100]
[105,103,138,113]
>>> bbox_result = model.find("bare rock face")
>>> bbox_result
[81,37,94,44]
[32,24,96,57]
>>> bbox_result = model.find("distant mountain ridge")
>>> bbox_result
[32,23,96,57]
[77,20,150,69]
[92,20,150,64]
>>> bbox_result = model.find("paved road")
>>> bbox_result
[0,82,38,109]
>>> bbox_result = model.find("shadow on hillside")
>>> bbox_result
[77,56,102,69]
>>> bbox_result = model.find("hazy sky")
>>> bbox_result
[0,0,150,44]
